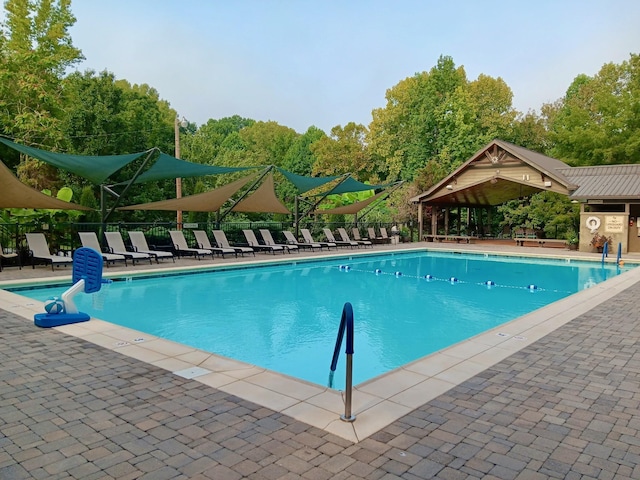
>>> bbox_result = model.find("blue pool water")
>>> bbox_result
[15,251,628,388]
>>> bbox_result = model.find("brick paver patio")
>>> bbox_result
[2,246,640,478]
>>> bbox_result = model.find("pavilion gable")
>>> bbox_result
[411,140,574,207]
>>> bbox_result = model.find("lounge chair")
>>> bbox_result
[242,229,285,254]
[212,230,254,256]
[0,241,21,271]
[259,229,298,253]
[78,232,127,267]
[301,228,337,250]
[282,230,322,250]
[338,227,371,248]
[368,227,391,244]
[352,228,368,241]
[128,231,175,262]
[324,228,357,248]
[25,233,73,271]
[193,230,237,258]
[104,231,153,265]
[380,227,392,241]
[169,230,212,260]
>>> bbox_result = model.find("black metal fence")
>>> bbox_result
[0,220,403,266]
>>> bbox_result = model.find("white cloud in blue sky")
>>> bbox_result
[68,0,640,133]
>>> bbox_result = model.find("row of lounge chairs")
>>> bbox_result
[19,227,394,271]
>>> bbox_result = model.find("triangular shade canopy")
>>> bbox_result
[0,137,148,184]
[314,176,391,196]
[118,173,258,212]
[125,152,254,184]
[276,168,341,194]
[232,173,291,214]
[0,160,91,210]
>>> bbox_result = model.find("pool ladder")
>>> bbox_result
[329,302,356,422]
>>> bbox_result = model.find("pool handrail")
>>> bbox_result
[329,302,356,422]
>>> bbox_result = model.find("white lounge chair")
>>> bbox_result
[104,231,153,265]
[78,232,127,267]
[128,231,174,262]
[259,229,298,253]
[324,228,357,248]
[0,241,20,271]
[352,228,373,245]
[367,227,390,244]
[338,227,371,247]
[212,230,254,256]
[193,230,237,258]
[169,230,212,260]
[301,228,336,250]
[242,229,285,254]
[282,231,322,250]
[25,233,72,271]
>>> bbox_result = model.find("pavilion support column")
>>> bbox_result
[466,207,471,234]
[431,207,438,235]
[417,202,423,240]
[487,207,493,236]
[444,208,450,235]
[457,206,461,235]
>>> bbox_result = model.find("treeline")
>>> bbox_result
[1,0,639,229]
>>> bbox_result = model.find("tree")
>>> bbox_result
[181,115,255,166]
[282,126,324,176]
[310,122,374,178]
[507,110,551,154]
[0,0,83,146]
[0,0,83,191]
[546,54,640,165]
[367,55,516,182]
[59,71,178,221]
[497,192,578,239]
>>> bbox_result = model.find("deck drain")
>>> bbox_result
[174,366,212,379]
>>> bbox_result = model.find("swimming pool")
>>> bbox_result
[15,251,629,389]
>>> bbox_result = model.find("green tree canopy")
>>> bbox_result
[0,0,82,147]
[367,55,516,182]
[546,53,640,165]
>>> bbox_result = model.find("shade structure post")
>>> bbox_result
[174,116,183,229]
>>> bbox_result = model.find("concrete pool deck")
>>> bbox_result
[2,241,640,478]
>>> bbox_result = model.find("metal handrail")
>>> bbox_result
[328,302,356,422]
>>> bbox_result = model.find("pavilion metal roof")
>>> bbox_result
[561,165,640,200]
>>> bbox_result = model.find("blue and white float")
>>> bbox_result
[34,247,106,328]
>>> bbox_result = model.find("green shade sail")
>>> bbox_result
[315,177,391,196]
[0,137,149,184]
[128,152,254,184]
[276,168,341,194]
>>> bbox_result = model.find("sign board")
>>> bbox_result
[605,215,624,233]
[182,223,199,229]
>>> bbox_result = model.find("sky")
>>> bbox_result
[66,0,640,134]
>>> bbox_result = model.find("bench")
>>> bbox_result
[515,238,567,248]
[424,235,476,244]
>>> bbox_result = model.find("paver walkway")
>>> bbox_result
[2,265,640,478]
